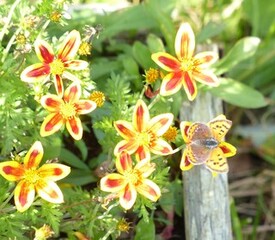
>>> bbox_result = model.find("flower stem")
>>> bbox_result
[148,94,160,110]
[0,188,15,212]
[0,0,21,42]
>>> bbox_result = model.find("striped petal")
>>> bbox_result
[75,100,97,114]
[175,22,195,59]
[135,145,151,162]
[150,139,173,156]
[180,121,192,143]
[64,60,89,70]
[40,94,62,112]
[151,52,181,72]
[133,99,150,132]
[14,180,35,212]
[53,74,64,97]
[193,70,220,87]
[194,51,219,68]
[182,71,197,101]
[116,151,133,174]
[100,173,126,192]
[38,163,71,181]
[24,141,43,168]
[62,71,81,83]
[34,39,54,64]
[40,113,64,137]
[64,82,81,103]
[36,180,64,203]
[0,161,24,181]
[219,142,236,158]
[114,120,136,139]
[20,63,50,83]
[160,71,184,96]
[66,117,83,140]
[136,160,155,178]
[58,30,81,62]
[114,140,139,156]
[119,184,137,210]
[136,179,161,202]
[149,113,174,136]
[180,149,194,171]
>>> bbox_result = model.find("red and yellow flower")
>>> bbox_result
[100,151,161,210]
[40,82,96,140]
[20,30,88,96]
[0,141,70,212]
[152,22,219,101]
[114,99,173,162]
[180,115,236,174]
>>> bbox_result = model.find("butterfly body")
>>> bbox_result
[194,138,219,149]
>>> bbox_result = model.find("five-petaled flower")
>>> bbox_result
[100,151,161,210]
[152,22,219,101]
[180,115,236,174]
[20,30,88,96]
[40,82,97,140]
[0,141,70,212]
[114,99,173,162]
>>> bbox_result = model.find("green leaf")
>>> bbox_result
[209,78,267,108]
[214,37,261,75]
[146,33,165,53]
[134,217,155,240]
[197,21,225,43]
[121,54,140,76]
[64,169,97,185]
[132,41,154,69]
[59,148,90,170]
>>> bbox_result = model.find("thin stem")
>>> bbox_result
[1,28,21,63]
[36,20,50,39]
[148,94,160,110]
[0,0,21,42]
[101,228,115,240]
[139,83,147,99]
[0,188,15,211]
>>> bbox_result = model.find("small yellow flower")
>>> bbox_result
[16,33,27,45]
[144,68,159,84]
[34,224,54,240]
[50,11,62,22]
[78,42,92,56]
[117,218,131,233]
[163,126,178,142]
[89,91,105,107]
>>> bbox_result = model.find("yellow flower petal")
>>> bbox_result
[36,180,64,204]
[64,60,88,70]
[20,63,50,83]
[133,99,150,132]
[24,141,44,169]
[35,39,54,64]
[182,71,197,101]
[40,113,64,137]
[160,72,184,96]
[40,94,62,112]
[136,179,161,202]
[192,70,220,87]
[180,121,192,143]
[114,140,139,156]
[119,184,137,210]
[148,113,174,136]
[116,151,133,174]
[63,82,81,103]
[114,120,136,139]
[180,149,194,171]
[38,163,71,181]
[14,180,35,212]
[150,139,173,156]
[65,117,83,140]
[0,161,24,181]
[100,173,126,192]
[151,52,181,72]
[219,142,237,158]
[75,100,97,115]
[193,51,219,68]
[175,22,195,59]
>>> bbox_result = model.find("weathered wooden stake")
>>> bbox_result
[180,92,232,240]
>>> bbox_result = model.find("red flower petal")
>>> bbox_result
[63,82,81,103]
[151,52,181,72]
[40,94,62,112]
[75,100,97,114]
[20,63,50,83]
[160,71,184,96]
[116,151,133,174]
[35,39,54,64]
[66,117,83,140]
[14,180,35,212]
[182,71,197,101]
[133,99,150,133]
[24,141,44,169]
[40,113,64,137]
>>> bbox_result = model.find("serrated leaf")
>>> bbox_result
[132,41,154,69]
[214,37,261,75]
[209,78,267,108]
[134,217,155,240]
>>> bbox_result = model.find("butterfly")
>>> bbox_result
[180,115,236,173]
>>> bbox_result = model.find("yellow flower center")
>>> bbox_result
[49,59,65,75]
[163,126,178,142]
[117,218,131,233]
[89,91,105,107]
[50,11,62,22]
[78,41,92,56]
[136,131,156,148]
[145,68,159,84]
[24,169,40,184]
[124,169,142,186]
[180,58,196,71]
[16,33,27,45]
[60,102,77,119]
